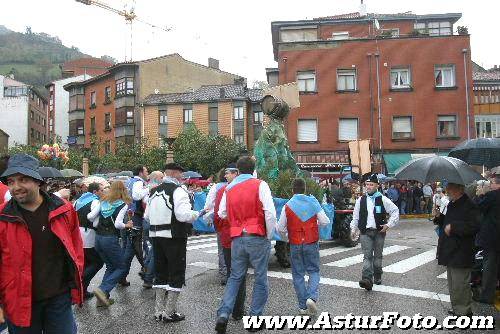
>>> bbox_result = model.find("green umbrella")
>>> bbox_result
[60,169,84,178]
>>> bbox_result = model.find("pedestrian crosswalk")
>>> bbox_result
[186,234,444,280]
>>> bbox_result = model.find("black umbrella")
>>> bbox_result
[38,167,63,179]
[395,156,483,185]
[448,138,500,168]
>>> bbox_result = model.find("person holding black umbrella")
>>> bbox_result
[437,182,480,316]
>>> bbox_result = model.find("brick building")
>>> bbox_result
[472,63,500,138]
[269,11,473,176]
[64,53,243,153]
[141,84,263,149]
[0,75,48,147]
[61,57,113,78]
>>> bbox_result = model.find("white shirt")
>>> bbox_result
[276,206,330,242]
[423,185,433,197]
[218,179,277,240]
[203,183,219,218]
[350,194,400,231]
[4,190,11,202]
[87,201,128,230]
[132,178,149,201]
[78,199,99,248]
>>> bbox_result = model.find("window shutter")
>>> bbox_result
[298,120,317,141]
[439,116,456,122]
[339,119,358,140]
[393,117,411,133]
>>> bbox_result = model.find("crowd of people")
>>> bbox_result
[0,153,498,334]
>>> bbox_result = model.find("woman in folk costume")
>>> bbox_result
[88,181,133,307]
[277,178,330,315]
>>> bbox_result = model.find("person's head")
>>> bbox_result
[103,181,131,204]
[164,163,185,182]
[292,178,306,195]
[225,163,239,183]
[1,154,44,206]
[149,171,164,185]
[217,169,227,183]
[88,182,104,198]
[364,174,379,195]
[445,183,465,201]
[436,187,443,194]
[133,165,149,181]
[236,156,255,175]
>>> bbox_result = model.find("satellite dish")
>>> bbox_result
[374,19,380,30]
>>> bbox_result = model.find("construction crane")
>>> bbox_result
[75,0,171,61]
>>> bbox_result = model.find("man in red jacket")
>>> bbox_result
[0,155,11,204]
[0,154,84,333]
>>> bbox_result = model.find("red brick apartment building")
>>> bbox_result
[268,11,473,176]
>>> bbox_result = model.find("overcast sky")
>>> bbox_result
[1,0,499,83]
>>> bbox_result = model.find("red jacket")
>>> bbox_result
[214,185,231,248]
[285,206,319,245]
[0,183,8,205]
[0,192,84,327]
[227,179,266,238]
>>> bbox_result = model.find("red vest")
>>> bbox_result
[227,178,266,238]
[0,182,9,205]
[214,185,231,248]
[285,205,319,245]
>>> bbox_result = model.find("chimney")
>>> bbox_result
[208,57,219,70]
[219,87,225,98]
[359,0,367,16]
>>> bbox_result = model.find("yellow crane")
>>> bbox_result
[75,0,171,61]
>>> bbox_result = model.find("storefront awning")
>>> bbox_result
[383,152,450,176]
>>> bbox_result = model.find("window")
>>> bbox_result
[30,110,34,120]
[90,91,96,107]
[435,65,455,88]
[437,115,457,137]
[37,97,40,107]
[30,128,34,138]
[392,116,413,139]
[104,140,111,154]
[104,86,112,103]
[49,119,53,132]
[330,31,349,40]
[183,108,193,123]
[209,104,218,136]
[428,21,451,36]
[36,115,40,124]
[337,69,357,91]
[104,113,111,131]
[69,93,85,111]
[42,134,45,142]
[90,117,96,134]
[3,86,28,97]
[233,105,244,144]
[297,71,316,92]
[36,131,40,140]
[77,124,84,135]
[280,27,317,42]
[390,68,411,88]
[380,28,400,37]
[126,110,134,124]
[253,104,263,142]
[297,119,318,142]
[339,118,359,141]
[42,118,46,127]
[414,22,426,34]
[159,106,168,138]
[115,78,134,96]
[476,115,500,138]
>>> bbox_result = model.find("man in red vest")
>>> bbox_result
[276,178,330,316]
[0,155,11,204]
[215,156,277,334]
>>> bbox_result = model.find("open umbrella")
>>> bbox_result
[38,167,63,178]
[59,169,84,178]
[183,171,202,179]
[449,138,500,168]
[82,176,110,188]
[117,171,133,177]
[395,156,484,185]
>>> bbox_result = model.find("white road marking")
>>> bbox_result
[319,245,361,257]
[187,237,217,245]
[324,245,410,267]
[188,234,216,240]
[186,242,218,251]
[202,240,277,254]
[437,271,447,279]
[383,248,437,273]
[188,261,450,303]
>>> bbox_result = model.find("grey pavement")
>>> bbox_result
[75,219,499,334]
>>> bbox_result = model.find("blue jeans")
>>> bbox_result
[290,242,320,309]
[94,234,127,295]
[143,235,155,284]
[218,236,271,318]
[399,200,406,215]
[7,292,77,334]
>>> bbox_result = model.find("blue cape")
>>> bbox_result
[101,200,125,218]
[225,174,254,191]
[286,194,323,222]
[75,192,98,211]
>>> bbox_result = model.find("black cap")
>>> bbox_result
[225,163,238,172]
[1,154,44,182]
[363,173,379,184]
[164,162,185,172]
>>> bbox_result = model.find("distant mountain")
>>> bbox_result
[0,26,112,95]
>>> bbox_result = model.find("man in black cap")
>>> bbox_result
[144,162,205,323]
[350,173,399,290]
[0,154,84,333]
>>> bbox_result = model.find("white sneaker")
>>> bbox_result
[306,298,318,315]
[299,308,308,316]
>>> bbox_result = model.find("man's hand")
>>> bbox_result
[125,220,134,229]
[380,224,389,233]
[444,224,451,236]
[0,306,5,324]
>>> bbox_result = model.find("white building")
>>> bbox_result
[47,74,89,144]
[0,75,47,147]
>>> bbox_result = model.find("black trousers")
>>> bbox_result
[223,247,246,317]
[83,247,104,292]
[152,237,187,289]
